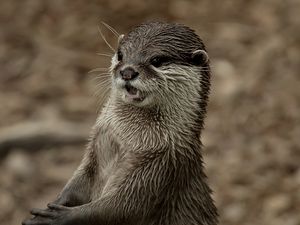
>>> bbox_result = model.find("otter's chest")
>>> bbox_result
[90,124,122,200]
[95,124,121,169]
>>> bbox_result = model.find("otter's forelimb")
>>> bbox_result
[22,149,97,225]
[53,148,98,207]
[23,150,174,225]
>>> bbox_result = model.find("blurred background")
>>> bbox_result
[0,0,299,225]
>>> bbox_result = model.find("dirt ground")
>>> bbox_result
[0,0,299,225]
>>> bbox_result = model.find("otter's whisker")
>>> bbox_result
[96,79,111,87]
[92,77,111,84]
[101,21,120,37]
[96,53,114,58]
[98,26,115,53]
[90,72,111,79]
[94,72,111,76]
[95,75,112,79]
[89,68,109,73]
[91,77,110,84]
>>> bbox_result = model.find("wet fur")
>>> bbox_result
[23,21,218,225]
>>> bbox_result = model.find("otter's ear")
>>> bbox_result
[118,34,124,45]
[191,50,209,66]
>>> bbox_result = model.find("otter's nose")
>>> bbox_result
[120,67,139,81]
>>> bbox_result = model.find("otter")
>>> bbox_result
[22,21,218,225]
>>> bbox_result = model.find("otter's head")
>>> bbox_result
[110,21,210,125]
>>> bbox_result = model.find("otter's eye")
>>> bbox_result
[150,56,170,68]
[117,50,123,61]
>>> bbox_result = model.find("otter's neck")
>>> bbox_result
[107,96,204,147]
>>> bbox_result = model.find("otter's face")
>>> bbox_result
[110,22,209,108]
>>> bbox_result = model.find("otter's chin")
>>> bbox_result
[122,90,145,103]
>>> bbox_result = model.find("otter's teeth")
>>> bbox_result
[124,84,144,101]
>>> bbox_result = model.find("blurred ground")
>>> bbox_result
[0,0,299,225]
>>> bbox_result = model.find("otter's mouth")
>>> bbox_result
[124,83,145,102]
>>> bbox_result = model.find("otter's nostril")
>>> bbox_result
[120,67,139,81]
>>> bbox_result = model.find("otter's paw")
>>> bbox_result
[22,204,74,225]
